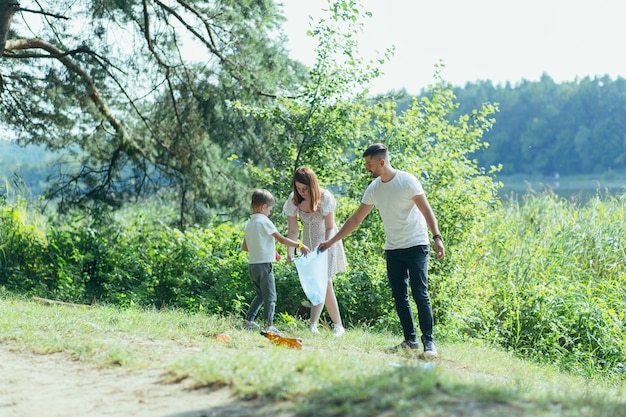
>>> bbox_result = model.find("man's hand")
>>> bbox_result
[433,240,445,260]
[317,240,332,252]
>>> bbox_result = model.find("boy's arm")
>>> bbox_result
[272,232,310,256]
[242,238,248,252]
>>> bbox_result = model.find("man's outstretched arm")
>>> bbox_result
[318,203,373,252]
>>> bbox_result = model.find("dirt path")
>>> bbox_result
[0,344,271,417]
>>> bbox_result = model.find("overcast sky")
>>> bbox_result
[280,0,626,94]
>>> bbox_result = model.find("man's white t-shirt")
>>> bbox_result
[244,213,278,264]
[362,170,428,250]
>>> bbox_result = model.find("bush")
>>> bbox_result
[3,188,626,377]
[0,195,53,294]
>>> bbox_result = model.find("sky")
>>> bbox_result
[280,0,626,95]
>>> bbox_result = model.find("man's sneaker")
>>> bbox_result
[242,320,260,331]
[422,340,438,359]
[389,340,420,352]
[331,324,345,337]
[266,326,284,336]
[309,324,321,334]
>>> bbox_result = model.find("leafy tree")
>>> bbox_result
[234,0,391,199]
[234,0,501,326]
[0,0,305,227]
[453,75,626,177]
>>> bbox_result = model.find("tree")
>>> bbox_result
[235,0,393,198]
[235,0,500,327]
[1,0,305,227]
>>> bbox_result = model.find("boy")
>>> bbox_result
[242,189,310,334]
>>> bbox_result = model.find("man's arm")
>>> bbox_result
[318,203,373,252]
[413,194,445,259]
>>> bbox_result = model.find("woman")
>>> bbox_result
[283,167,347,336]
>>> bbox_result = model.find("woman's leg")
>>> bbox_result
[310,302,324,326]
[324,280,342,326]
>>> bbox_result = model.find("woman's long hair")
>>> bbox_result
[291,167,321,212]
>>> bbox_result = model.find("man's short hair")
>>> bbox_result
[362,143,388,159]
[251,189,275,208]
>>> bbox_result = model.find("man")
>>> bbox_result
[318,143,445,357]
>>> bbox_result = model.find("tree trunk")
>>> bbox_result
[0,0,18,56]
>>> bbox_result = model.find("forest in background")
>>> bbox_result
[392,73,626,179]
[452,74,626,177]
[4,74,626,200]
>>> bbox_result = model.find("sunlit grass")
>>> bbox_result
[445,190,626,377]
[1,293,625,416]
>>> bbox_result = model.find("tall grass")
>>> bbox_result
[446,190,626,376]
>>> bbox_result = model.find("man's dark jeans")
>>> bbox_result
[385,245,434,344]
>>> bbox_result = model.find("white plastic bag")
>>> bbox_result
[294,248,328,306]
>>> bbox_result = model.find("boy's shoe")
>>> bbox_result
[309,324,321,335]
[265,326,284,337]
[242,320,260,331]
[389,340,420,352]
[422,340,438,359]
[331,324,345,337]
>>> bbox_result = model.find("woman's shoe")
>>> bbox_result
[331,324,345,337]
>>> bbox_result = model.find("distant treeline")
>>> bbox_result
[393,74,626,177]
[4,74,626,196]
[0,141,56,196]
[451,74,626,177]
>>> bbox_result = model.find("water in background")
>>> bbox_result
[497,174,626,202]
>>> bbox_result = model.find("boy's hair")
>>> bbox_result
[291,167,321,213]
[362,143,388,160]
[251,189,275,208]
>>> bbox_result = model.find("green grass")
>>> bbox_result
[1,293,625,416]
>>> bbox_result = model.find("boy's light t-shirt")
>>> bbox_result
[244,213,278,264]
[362,170,428,250]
